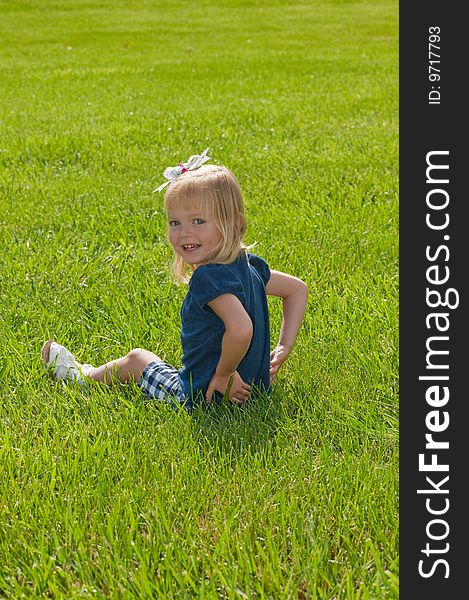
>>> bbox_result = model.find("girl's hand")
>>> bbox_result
[269,345,290,383]
[206,371,251,405]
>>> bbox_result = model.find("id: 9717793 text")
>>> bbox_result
[428,26,441,105]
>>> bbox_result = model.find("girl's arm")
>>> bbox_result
[205,293,253,404]
[265,270,308,383]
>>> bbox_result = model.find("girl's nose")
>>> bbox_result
[179,223,192,236]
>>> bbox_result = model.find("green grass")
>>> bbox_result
[0,0,398,598]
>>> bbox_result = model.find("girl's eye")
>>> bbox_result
[194,218,205,225]
[169,220,180,227]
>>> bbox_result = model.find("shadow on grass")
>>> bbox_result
[187,381,304,457]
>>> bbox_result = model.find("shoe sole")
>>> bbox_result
[41,339,55,364]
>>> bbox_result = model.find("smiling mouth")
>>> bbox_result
[182,244,201,251]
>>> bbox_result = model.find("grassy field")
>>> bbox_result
[0,1,398,598]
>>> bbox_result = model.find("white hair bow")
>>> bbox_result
[153,148,211,192]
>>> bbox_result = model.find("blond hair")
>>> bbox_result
[164,164,249,283]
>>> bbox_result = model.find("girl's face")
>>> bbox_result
[167,204,222,267]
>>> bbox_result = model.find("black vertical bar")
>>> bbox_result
[400,2,466,598]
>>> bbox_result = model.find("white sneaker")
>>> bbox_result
[41,339,94,383]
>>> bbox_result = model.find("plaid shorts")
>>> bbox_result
[139,360,189,410]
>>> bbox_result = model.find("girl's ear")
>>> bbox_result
[238,213,247,236]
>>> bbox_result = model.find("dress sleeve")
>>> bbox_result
[247,253,271,286]
[189,263,247,310]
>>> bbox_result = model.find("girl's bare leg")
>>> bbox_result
[88,348,161,385]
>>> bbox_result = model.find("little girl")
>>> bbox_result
[41,151,308,409]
